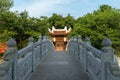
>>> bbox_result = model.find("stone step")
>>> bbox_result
[30,51,90,80]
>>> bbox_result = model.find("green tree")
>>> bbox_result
[0,0,13,11]
[73,4,120,55]
[49,13,64,29]
[64,13,75,29]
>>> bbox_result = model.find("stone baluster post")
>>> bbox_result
[70,36,73,41]
[28,37,35,72]
[85,36,91,45]
[68,36,72,54]
[45,36,47,52]
[85,37,91,72]
[73,36,77,41]
[38,36,42,42]
[101,38,114,80]
[28,37,34,45]
[77,35,82,60]
[38,36,42,59]
[73,36,77,55]
[43,36,46,41]
[45,36,48,51]
[78,35,82,43]
[2,38,17,80]
[46,36,49,50]
[46,36,49,40]
[43,36,45,53]
[71,36,74,54]
[70,36,73,52]
[41,36,46,55]
[101,38,114,62]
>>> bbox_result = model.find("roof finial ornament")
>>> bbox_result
[52,26,55,32]
[48,28,51,32]
[64,26,67,31]
[52,26,55,30]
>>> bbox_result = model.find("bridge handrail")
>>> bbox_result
[0,36,54,80]
[83,42,101,58]
[17,45,33,58]
[67,36,120,80]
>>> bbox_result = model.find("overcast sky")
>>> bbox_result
[10,0,120,18]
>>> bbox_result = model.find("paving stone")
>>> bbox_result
[30,51,90,80]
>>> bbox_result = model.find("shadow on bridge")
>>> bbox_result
[30,51,90,80]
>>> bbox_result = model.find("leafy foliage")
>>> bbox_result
[72,4,120,55]
[0,2,120,56]
[0,0,13,11]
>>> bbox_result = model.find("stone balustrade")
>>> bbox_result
[67,36,120,80]
[0,36,54,80]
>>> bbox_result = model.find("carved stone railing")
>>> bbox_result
[0,36,54,80]
[67,36,120,80]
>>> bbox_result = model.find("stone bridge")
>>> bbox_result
[0,35,120,80]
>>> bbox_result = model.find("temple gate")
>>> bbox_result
[48,26,71,51]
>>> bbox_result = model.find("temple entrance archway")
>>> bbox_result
[49,26,71,51]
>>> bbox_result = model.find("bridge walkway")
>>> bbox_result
[29,51,90,80]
